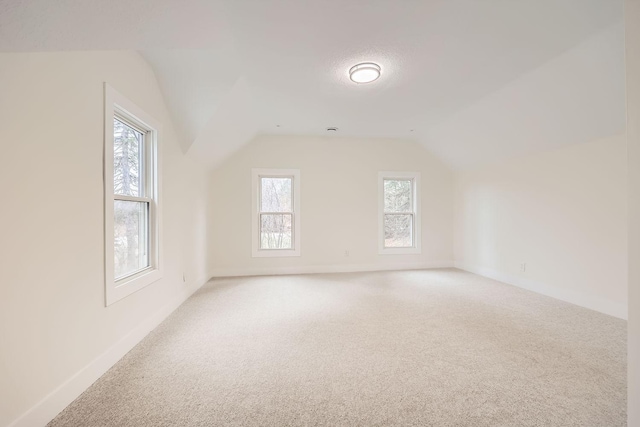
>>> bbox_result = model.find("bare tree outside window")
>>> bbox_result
[259,177,293,249]
[383,179,414,248]
[113,119,142,197]
[113,118,149,278]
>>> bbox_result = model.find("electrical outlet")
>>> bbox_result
[520,263,526,273]
[345,250,350,257]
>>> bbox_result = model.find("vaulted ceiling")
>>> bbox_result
[0,0,626,169]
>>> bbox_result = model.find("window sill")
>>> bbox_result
[379,247,422,255]
[106,268,162,306]
[252,249,301,258]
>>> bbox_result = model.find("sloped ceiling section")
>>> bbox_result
[188,77,259,170]
[425,22,627,169]
[0,0,626,170]
[140,49,243,154]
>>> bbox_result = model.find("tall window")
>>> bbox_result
[105,84,162,305]
[378,172,421,254]
[113,117,149,278]
[252,169,301,257]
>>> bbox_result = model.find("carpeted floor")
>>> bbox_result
[48,269,627,426]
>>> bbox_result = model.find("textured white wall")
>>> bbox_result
[207,135,454,275]
[626,0,640,423]
[0,51,209,426]
[454,135,628,318]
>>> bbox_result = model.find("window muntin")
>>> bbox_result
[379,172,421,255]
[105,83,162,306]
[252,169,300,257]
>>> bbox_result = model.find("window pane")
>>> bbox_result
[114,200,149,279]
[384,214,413,248]
[114,118,144,197]
[384,179,412,212]
[260,177,292,212]
[260,213,293,249]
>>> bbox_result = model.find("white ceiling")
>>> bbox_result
[0,0,626,169]
[0,0,233,50]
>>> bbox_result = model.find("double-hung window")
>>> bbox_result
[378,172,421,254]
[104,84,162,305]
[252,169,301,257]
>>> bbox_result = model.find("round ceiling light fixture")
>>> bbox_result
[349,62,381,84]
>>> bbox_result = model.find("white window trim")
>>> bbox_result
[104,83,163,306]
[252,168,301,257]
[378,171,421,255]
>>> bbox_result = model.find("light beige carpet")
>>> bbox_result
[48,269,626,426]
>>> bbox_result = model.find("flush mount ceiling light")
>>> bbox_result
[349,62,381,84]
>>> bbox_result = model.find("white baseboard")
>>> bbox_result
[455,262,627,320]
[8,277,209,427]
[210,260,454,278]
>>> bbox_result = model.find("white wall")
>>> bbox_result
[626,0,640,423]
[454,134,628,319]
[207,135,454,276]
[0,51,209,427]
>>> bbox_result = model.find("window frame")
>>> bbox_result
[252,168,301,257]
[104,84,163,306]
[378,171,421,255]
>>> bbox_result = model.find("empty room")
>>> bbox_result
[1,0,639,426]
